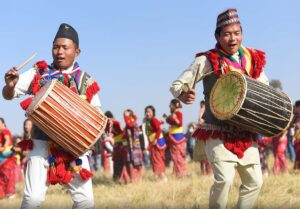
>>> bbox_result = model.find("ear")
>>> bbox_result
[215,33,220,43]
[75,48,81,57]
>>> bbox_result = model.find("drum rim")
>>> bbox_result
[282,94,294,133]
[69,116,108,157]
[79,117,108,157]
[25,79,57,117]
[210,71,247,120]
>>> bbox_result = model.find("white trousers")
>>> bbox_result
[209,161,263,209]
[21,140,94,209]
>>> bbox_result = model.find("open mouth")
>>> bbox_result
[56,57,65,62]
[228,44,237,49]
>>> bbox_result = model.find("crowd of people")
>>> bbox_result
[1,99,299,201]
[0,7,298,209]
[258,100,300,175]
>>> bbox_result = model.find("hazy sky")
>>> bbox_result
[1,0,299,134]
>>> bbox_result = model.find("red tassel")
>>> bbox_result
[63,74,69,86]
[20,97,33,111]
[61,171,74,184]
[248,48,266,79]
[17,140,33,150]
[50,148,76,163]
[31,73,41,95]
[79,168,93,181]
[56,163,67,179]
[35,60,48,70]
[86,82,100,103]
[47,167,59,185]
[207,50,222,77]
[69,87,77,93]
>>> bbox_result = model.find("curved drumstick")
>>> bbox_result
[16,53,37,71]
[192,64,213,89]
[192,64,201,89]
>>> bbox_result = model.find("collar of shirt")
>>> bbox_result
[61,61,76,74]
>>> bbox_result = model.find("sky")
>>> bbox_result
[0,0,299,134]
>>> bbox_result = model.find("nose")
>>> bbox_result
[57,47,64,55]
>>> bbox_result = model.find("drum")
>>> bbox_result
[26,79,107,157]
[210,71,293,137]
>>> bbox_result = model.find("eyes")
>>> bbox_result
[52,45,69,50]
[222,31,241,37]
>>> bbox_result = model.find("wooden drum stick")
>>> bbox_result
[16,53,37,71]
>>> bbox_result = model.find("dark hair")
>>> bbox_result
[170,99,182,108]
[0,117,5,127]
[215,25,243,36]
[295,100,300,108]
[23,118,32,131]
[200,100,205,105]
[105,111,114,119]
[145,105,156,117]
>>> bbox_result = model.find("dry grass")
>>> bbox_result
[1,159,300,209]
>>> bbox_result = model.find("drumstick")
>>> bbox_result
[192,64,201,89]
[16,53,37,71]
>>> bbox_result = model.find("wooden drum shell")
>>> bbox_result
[210,72,293,137]
[26,79,107,157]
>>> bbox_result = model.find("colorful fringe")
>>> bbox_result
[20,60,100,109]
[196,44,266,79]
[192,128,257,159]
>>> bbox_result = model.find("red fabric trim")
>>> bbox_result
[86,82,100,103]
[20,97,33,111]
[192,128,256,158]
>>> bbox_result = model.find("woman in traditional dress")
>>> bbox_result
[145,105,167,181]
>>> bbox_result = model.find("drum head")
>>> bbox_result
[210,71,247,120]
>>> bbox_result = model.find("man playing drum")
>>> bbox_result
[3,23,101,209]
[170,9,269,209]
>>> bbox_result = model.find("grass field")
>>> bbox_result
[1,160,300,209]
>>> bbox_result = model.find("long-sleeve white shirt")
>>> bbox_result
[170,53,269,98]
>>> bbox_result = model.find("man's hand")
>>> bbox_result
[177,89,196,104]
[5,67,19,87]
[3,67,19,100]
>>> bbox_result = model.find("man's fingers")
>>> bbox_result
[188,89,196,95]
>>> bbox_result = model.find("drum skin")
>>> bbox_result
[26,79,107,157]
[210,72,293,137]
